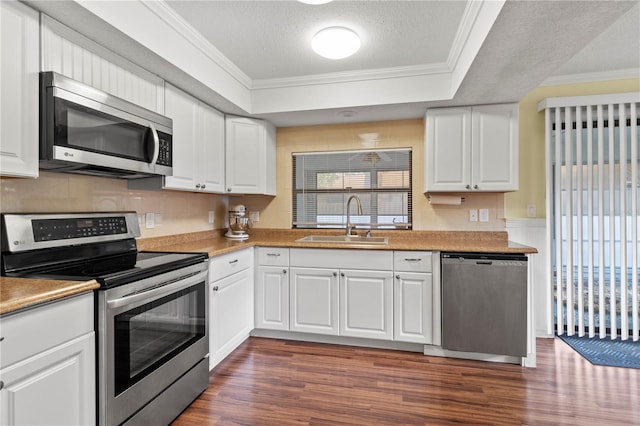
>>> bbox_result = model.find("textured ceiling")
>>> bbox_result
[165,0,468,81]
[24,0,640,126]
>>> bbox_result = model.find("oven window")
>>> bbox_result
[113,282,205,395]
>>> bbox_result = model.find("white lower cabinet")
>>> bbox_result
[254,247,440,347]
[340,269,393,340]
[393,251,440,345]
[255,247,290,330]
[255,265,289,330]
[0,293,95,426]
[209,248,254,370]
[289,267,340,335]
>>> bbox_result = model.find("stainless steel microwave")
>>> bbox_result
[40,71,173,179]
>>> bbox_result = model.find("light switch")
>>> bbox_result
[249,211,259,222]
[208,211,215,224]
[527,204,537,218]
[469,209,478,222]
[479,209,489,222]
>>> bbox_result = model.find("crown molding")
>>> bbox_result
[141,0,253,89]
[540,68,640,87]
[446,0,484,70]
[251,62,451,90]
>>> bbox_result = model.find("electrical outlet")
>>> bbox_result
[527,204,537,218]
[145,212,155,229]
[155,213,162,226]
[137,214,144,227]
[479,208,489,222]
[208,211,215,224]
[469,209,478,222]
[249,211,259,222]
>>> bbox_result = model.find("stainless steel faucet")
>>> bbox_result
[345,195,363,235]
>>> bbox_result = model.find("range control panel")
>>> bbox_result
[33,216,128,242]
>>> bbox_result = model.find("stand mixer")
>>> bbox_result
[225,204,250,240]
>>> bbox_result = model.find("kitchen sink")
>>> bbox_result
[295,235,388,245]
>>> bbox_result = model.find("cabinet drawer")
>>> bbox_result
[1,292,94,368]
[394,251,433,273]
[257,247,289,266]
[209,248,253,282]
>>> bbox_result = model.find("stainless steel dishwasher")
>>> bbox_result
[441,252,527,357]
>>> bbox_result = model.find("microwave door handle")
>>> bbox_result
[147,123,160,166]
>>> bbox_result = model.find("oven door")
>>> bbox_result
[98,263,208,426]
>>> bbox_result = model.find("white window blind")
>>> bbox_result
[292,148,412,229]
[541,93,639,341]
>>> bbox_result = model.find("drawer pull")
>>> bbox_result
[229,259,239,264]
[0,337,4,342]
[0,381,3,390]
[404,258,422,262]
[212,286,219,292]
[267,253,281,257]
[282,269,287,274]
[396,274,400,279]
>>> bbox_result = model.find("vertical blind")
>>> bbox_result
[292,148,412,229]
[541,93,639,341]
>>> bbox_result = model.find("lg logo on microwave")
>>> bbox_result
[13,240,25,247]
[64,152,75,157]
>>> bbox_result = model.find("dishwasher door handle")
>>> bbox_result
[476,260,493,265]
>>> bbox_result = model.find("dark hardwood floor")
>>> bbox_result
[172,337,639,425]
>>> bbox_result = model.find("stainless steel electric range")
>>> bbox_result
[1,212,209,426]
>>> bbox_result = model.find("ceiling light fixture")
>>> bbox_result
[298,0,334,4]
[312,27,360,60]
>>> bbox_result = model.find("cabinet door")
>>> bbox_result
[225,117,265,194]
[164,84,199,191]
[209,267,254,370]
[0,1,39,178]
[471,104,519,191]
[0,333,95,426]
[289,267,339,335]
[199,103,225,193]
[340,269,393,340]
[425,107,471,192]
[255,265,289,330]
[394,272,433,344]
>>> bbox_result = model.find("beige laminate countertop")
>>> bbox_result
[0,277,99,316]
[1,229,536,316]
[138,228,538,257]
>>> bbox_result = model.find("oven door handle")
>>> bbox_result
[106,270,208,310]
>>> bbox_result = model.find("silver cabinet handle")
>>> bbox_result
[195,183,201,189]
[212,285,219,292]
[473,184,479,190]
[266,253,281,257]
[0,381,4,391]
[0,337,4,342]
[404,258,422,262]
[465,184,470,189]
[227,188,232,192]
[396,274,400,279]
[201,184,206,189]
[333,272,338,277]
[282,269,287,274]
[229,259,239,264]
[340,272,345,277]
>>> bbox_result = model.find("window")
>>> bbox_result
[292,148,412,229]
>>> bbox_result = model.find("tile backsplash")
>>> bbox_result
[0,172,228,238]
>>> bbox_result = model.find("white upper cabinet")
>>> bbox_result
[425,103,519,192]
[0,1,39,178]
[225,116,276,195]
[164,84,225,193]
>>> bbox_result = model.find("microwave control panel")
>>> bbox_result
[157,137,172,166]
